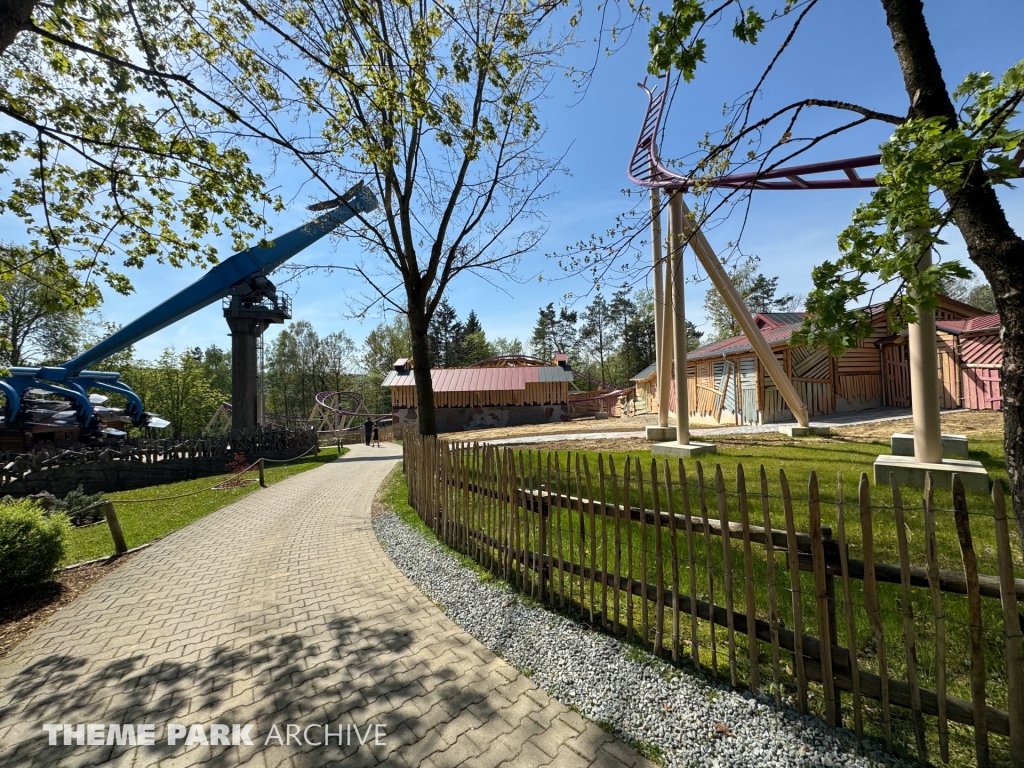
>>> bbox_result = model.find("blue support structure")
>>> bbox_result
[2,184,377,432]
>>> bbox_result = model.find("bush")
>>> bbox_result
[53,485,105,527]
[0,500,69,590]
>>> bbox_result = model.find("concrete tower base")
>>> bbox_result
[651,441,717,459]
[873,454,990,494]
[778,424,832,437]
[645,425,677,442]
[890,432,969,459]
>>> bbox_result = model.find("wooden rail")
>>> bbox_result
[403,435,1024,766]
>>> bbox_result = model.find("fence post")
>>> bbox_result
[991,480,1024,767]
[953,474,990,768]
[258,458,266,488]
[103,502,128,555]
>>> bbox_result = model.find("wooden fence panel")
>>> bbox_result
[400,435,1024,766]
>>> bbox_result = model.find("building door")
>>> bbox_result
[883,343,911,407]
[738,357,758,424]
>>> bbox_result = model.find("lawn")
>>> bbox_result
[402,432,1021,768]
[64,446,348,565]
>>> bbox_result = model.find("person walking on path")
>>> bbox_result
[363,417,373,446]
[371,422,381,447]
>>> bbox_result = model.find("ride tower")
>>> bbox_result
[223,275,291,436]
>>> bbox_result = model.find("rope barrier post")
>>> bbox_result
[103,502,128,555]
[258,457,266,488]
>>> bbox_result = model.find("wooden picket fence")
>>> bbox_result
[402,434,1024,768]
[0,426,316,486]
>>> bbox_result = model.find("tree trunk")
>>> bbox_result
[407,294,437,436]
[881,0,1024,547]
[0,0,35,58]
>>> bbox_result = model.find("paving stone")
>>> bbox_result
[0,444,651,768]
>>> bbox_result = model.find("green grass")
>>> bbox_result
[64,446,348,565]
[409,433,1021,768]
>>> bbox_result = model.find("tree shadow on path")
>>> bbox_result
[0,613,500,767]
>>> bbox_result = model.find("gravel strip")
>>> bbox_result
[375,511,917,768]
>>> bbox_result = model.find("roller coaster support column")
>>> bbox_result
[669,192,691,444]
[650,193,716,459]
[872,230,987,491]
[227,316,271,436]
[907,234,943,464]
[677,197,816,432]
[646,185,676,442]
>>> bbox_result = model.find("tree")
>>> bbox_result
[702,257,799,341]
[580,293,613,383]
[491,337,524,357]
[199,346,232,399]
[686,321,705,353]
[124,350,222,436]
[189,0,568,436]
[361,315,412,415]
[943,273,999,313]
[0,1,276,298]
[0,253,95,366]
[648,1,1024,541]
[531,303,578,362]
[967,283,997,313]
[321,331,358,395]
[428,299,465,369]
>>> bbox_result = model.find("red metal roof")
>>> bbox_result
[754,312,807,330]
[689,322,803,361]
[382,365,573,391]
[936,313,1000,335]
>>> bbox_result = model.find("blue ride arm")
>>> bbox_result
[63,186,377,375]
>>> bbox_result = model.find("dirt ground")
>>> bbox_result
[438,415,659,442]
[438,410,1005,454]
[0,553,137,660]
[832,409,1005,441]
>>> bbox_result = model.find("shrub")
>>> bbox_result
[0,500,70,590]
[54,485,105,527]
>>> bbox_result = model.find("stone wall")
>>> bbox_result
[391,404,569,433]
[1,447,310,497]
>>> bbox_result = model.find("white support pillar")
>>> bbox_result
[907,238,943,464]
[651,188,673,428]
[873,229,988,490]
[650,193,715,459]
[676,197,812,429]
[668,192,690,445]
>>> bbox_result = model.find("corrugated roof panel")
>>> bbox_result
[630,363,657,381]
[381,363,583,392]
[537,367,574,383]
[967,314,1000,332]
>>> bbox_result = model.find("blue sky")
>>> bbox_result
[70,1,1024,361]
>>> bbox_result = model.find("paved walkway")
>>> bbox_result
[0,444,652,768]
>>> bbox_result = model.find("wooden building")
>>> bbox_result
[382,356,575,432]
[628,297,1002,427]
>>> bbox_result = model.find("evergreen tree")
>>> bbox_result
[580,293,613,384]
[427,298,464,368]
[703,257,800,341]
[531,303,578,361]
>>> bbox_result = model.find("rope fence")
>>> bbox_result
[64,443,341,557]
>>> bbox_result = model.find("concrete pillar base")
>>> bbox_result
[873,454,990,494]
[646,425,677,442]
[651,441,717,458]
[778,424,832,437]
[890,432,969,459]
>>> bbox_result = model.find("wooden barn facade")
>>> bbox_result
[383,357,575,433]
[629,297,1003,427]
